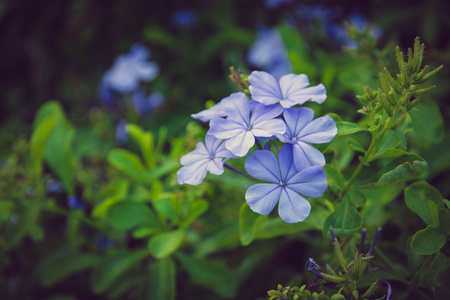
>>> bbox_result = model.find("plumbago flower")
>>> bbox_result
[248,71,326,108]
[177,135,235,185]
[245,145,327,223]
[277,107,337,171]
[208,92,286,157]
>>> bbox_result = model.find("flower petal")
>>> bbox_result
[251,118,286,137]
[278,188,311,223]
[208,118,245,139]
[245,183,281,215]
[207,158,225,175]
[191,102,227,122]
[177,159,209,185]
[277,144,297,182]
[250,103,283,124]
[279,74,310,98]
[248,71,283,105]
[225,131,255,157]
[298,115,337,144]
[245,150,281,182]
[287,165,328,197]
[180,142,208,165]
[292,142,326,171]
[283,107,315,138]
[283,83,327,106]
[222,92,250,124]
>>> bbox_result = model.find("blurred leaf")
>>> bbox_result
[377,160,427,187]
[429,252,450,273]
[154,194,179,225]
[346,138,366,153]
[336,121,369,136]
[39,248,98,287]
[323,196,362,237]
[92,181,130,218]
[142,27,180,50]
[107,149,148,184]
[180,200,208,228]
[30,114,57,176]
[324,164,345,190]
[195,223,240,257]
[438,208,449,234]
[239,202,267,246]
[372,130,401,159]
[347,190,367,207]
[107,201,160,230]
[394,128,407,150]
[107,272,147,299]
[0,201,14,222]
[428,201,440,227]
[409,101,444,144]
[132,226,160,239]
[147,257,176,300]
[371,148,413,160]
[411,225,446,255]
[176,253,237,298]
[127,123,154,169]
[405,181,444,225]
[146,159,179,180]
[91,250,147,293]
[148,229,185,259]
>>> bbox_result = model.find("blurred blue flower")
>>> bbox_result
[171,10,196,27]
[101,43,159,94]
[328,13,382,48]
[277,107,337,171]
[46,179,64,194]
[208,92,285,157]
[248,71,327,108]
[177,134,236,185]
[67,195,84,209]
[116,120,128,145]
[265,0,294,9]
[132,89,164,117]
[245,145,327,223]
[247,28,292,80]
[97,236,117,250]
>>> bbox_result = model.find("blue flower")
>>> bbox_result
[171,10,196,27]
[247,28,292,80]
[245,145,327,223]
[277,107,337,171]
[101,43,159,94]
[208,92,286,157]
[264,0,294,9]
[97,82,119,107]
[67,195,84,209]
[248,71,327,108]
[46,179,64,194]
[116,120,128,145]
[132,89,164,117]
[177,135,236,185]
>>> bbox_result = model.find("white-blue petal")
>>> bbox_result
[287,165,328,197]
[245,183,281,215]
[245,150,281,182]
[278,188,311,223]
[225,131,254,157]
[292,142,326,171]
[208,118,245,139]
[248,71,283,105]
[283,107,315,138]
[298,115,337,144]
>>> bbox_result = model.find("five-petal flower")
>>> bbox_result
[245,145,328,223]
[277,107,337,171]
[208,92,286,157]
[177,135,235,185]
[248,71,327,108]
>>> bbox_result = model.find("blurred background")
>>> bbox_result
[1,0,450,299]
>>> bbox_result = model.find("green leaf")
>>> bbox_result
[336,121,369,136]
[377,160,427,187]
[323,196,362,237]
[371,148,411,160]
[127,124,154,169]
[147,257,176,300]
[107,201,160,231]
[405,181,444,225]
[324,164,345,190]
[239,203,267,246]
[195,223,240,257]
[39,249,98,287]
[92,180,130,218]
[372,130,401,159]
[411,226,447,255]
[148,229,185,259]
[176,253,237,298]
[30,114,57,176]
[394,128,407,150]
[409,101,444,144]
[91,250,147,293]
[346,138,366,153]
[348,190,367,207]
[438,209,449,234]
[146,159,179,180]
[444,199,450,209]
[107,149,148,183]
[428,201,440,227]
[180,200,209,228]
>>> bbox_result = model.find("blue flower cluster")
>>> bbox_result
[98,43,164,117]
[178,71,337,223]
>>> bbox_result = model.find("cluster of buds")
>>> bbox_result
[357,37,442,124]
[304,226,391,300]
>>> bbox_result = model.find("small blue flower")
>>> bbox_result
[208,92,286,157]
[116,120,128,145]
[277,107,337,171]
[101,43,159,94]
[247,28,292,80]
[132,89,164,117]
[67,195,84,209]
[171,10,196,27]
[177,134,236,185]
[245,145,327,223]
[264,0,294,9]
[46,179,64,194]
[97,82,119,107]
[248,71,327,108]
[97,236,117,250]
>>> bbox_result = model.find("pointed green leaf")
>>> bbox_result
[148,229,185,258]
[30,114,57,176]
[323,196,362,237]
[405,181,444,225]
[348,190,367,207]
[180,200,209,228]
[377,160,427,187]
[411,226,447,255]
[336,122,369,136]
[107,149,148,183]
[108,201,160,230]
[346,138,366,153]
[239,202,267,246]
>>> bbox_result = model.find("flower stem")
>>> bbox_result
[224,163,249,178]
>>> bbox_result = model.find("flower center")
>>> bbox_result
[279,180,286,188]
